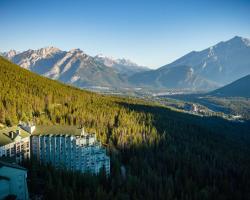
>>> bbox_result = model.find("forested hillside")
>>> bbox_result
[0,56,158,147]
[210,74,250,98]
[1,56,250,200]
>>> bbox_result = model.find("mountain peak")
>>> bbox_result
[37,46,61,54]
[116,58,138,66]
[95,54,139,67]
[2,49,18,58]
[95,54,116,62]
[27,47,62,58]
[226,36,250,46]
[232,35,242,40]
[69,48,84,54]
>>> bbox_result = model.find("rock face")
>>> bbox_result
[129,36,250,90]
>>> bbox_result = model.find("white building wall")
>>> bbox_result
[31,134,110,175]
[0,137,30,163]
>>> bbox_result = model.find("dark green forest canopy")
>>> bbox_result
[1,56,250,200]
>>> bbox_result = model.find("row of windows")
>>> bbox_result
[32,136,109,174]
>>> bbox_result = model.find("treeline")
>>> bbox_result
[1,57,250,199]
[206,96,250,119]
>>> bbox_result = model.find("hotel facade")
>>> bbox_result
[0,123,110,175]
[31,126,110,175]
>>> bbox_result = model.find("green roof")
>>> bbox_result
[32,125,83,136]
[0,125,87,145]
[0,126,30,147]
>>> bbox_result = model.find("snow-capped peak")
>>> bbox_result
[18,47,62,60]
[3,49,18,59]
[95,54,138,67]
[94,54,117,67]
[95,53,107,58]
[116,58,138,66]
[95,54,116,61]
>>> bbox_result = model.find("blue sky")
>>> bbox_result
[0,0,250,68]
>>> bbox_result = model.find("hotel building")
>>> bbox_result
[31,126,110,175]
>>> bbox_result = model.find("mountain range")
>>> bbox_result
[1,47,148,88]
[1,36,250,91]
[129,36,250,90]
